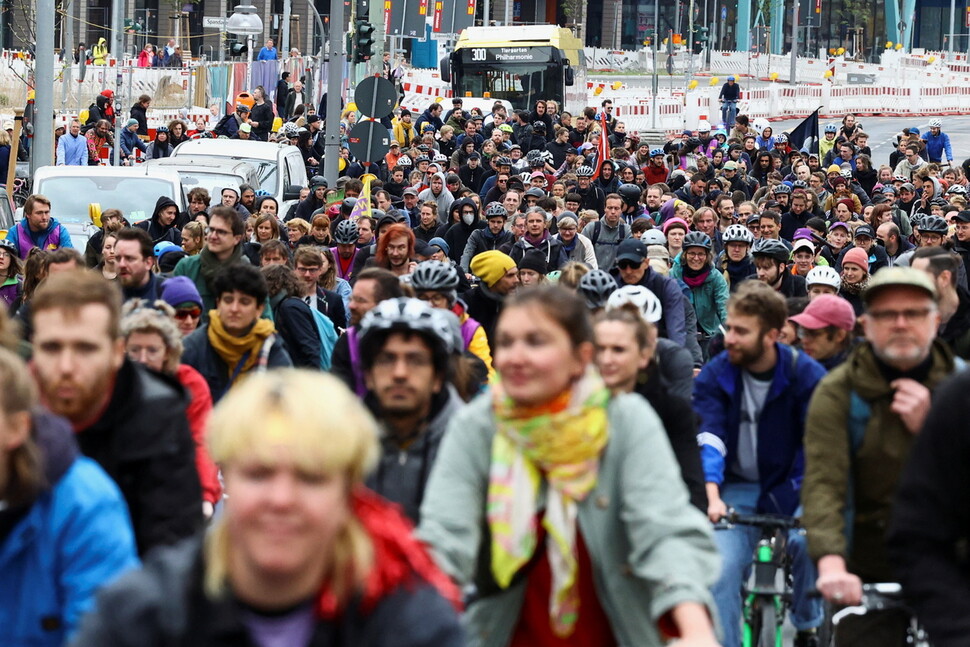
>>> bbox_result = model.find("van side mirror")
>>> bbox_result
[283,184,303,201]
[564,65,574,86]
[439,56,451,83]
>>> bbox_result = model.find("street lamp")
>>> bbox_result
[227,1,263,93]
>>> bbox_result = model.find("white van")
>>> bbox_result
[171,139,307,215]
[30,165,185,249]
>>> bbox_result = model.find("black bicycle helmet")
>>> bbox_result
[310,175,328,189]
[617,183,642,208]
[495,156,513,168]
[334,219,359,245]
[682,231,713,251]
[410,260,460,292]
[752,238,792,263]
[578,269,618,309]
[340,198,358,217]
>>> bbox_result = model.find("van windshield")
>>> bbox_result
[36,176,178,224]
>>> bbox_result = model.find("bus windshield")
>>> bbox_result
[456,46,561,108]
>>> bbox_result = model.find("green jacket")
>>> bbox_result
[670,261,729,337]
[417,392,720,647]
[802,340,959,581]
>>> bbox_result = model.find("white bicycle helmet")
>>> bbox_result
[641,229,667,246]
[805,266,842,290]
[606,285,663,324]
[723,223,754,245]
[928,118,943,128]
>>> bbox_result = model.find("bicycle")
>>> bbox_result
[715,511,802,647]
[721,100,738,131]
[818,583,931,647]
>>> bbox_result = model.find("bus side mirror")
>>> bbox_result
[440,57,451,83]
[564,64,574,86]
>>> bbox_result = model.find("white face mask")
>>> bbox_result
[462,212,476,226]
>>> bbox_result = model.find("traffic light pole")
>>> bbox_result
[323,0,344,186]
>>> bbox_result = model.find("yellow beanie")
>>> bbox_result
[470,250,516,288]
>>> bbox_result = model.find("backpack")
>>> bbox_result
[212,113,235,137]
[590,221,629,246]
[309,307,338,370]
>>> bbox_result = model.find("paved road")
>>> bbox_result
[764,115,970,168]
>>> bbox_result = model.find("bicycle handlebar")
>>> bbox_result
[714,510,801,530]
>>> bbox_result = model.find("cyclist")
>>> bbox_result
[803,268,963,646]
[410,260,493,380]
[670,231,729,360]
[358,298,465,523]
[889,365,970,646]
[594,289,706,510]
[694,281,826,647]
[73,371,464,646]
[418,285,721,646]
[718,76,741,129]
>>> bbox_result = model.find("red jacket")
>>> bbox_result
[643,163,669,185]
[176,364,221,504]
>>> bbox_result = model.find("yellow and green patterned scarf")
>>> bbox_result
[488,367,610,637]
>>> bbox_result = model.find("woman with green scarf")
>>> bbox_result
[418,285,721,647]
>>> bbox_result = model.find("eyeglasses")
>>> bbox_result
[797,327,829,340]
[867,308,933,324]
[174,307,202,320]
[295,265,322,274]
[684,250,708,259]
[372,352,433,370]
[205,226,232,238]
[616,260,642,270]
[416,292,450,307]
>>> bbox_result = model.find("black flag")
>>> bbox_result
[787,109,819,155]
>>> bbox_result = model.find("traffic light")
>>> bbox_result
[227,39,248,58]
[353,20,375,62]
[693,26,709,54]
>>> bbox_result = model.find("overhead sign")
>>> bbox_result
[433,0,476,34]
[203,16,228,28]
[387,0,428,38]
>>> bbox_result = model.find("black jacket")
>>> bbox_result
[634,362,707,513]
[76,360,202,556]
[462,284,505,353]
[248,101,274,141]
[72,535,465,647]
[889,369,970,647]
[271,294,323,369]
[181,325,293,401]
[312,285,349,331]
[130,102,148,136]
[135,195,182,245]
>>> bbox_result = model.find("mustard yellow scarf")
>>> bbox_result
[488,367,610,636]
[206,311,276,381]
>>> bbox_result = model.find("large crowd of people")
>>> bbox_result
[3,92,970,647]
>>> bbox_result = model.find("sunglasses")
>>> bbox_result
[174,307,202,320]
[616,260,641,270]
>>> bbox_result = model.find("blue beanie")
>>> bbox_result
[160,276,203,310]
[428,237,450,256]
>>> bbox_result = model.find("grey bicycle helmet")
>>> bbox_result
[577,269,618,309]
[310,175,328,188]
[752,238,792,263]
[682,231,713,251]
[917,214,948,234]
[723,223,754,245]
[772,184,792,195]
[334,219,359,245]
[411,260,460,292]
[576,166,595,178]
[485,202,508,218]
[495,156,513,167]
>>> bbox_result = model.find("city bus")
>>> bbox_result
[440,25,587,114]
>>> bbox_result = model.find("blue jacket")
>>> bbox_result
[120,128,147,157]
[56,132,88,165]
[922,130,953,163]
[0,412,138,646]
[255,45,278,60]
[693,343,826,515]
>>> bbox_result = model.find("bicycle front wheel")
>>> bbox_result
[756,598,779,647]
